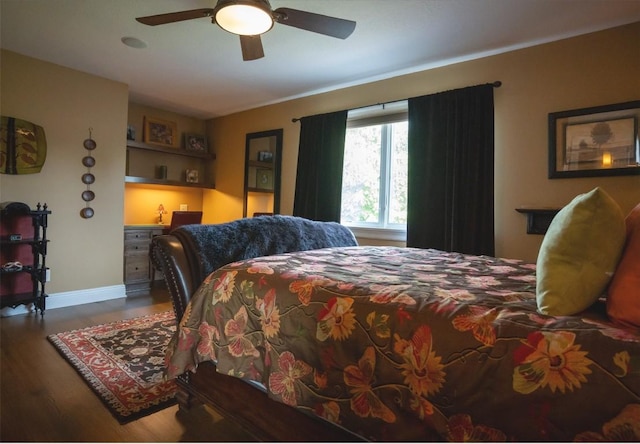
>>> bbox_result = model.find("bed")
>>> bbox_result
[151,214,640,441]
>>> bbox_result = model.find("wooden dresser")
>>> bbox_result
[123,225,164,295]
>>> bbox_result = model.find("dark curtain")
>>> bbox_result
[406,84,495,256]
[293,110,348,222]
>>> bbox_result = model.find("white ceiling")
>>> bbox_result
[1,0,639,119]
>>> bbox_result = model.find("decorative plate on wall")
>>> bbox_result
[0,116,47,174]
[80,129,96,219]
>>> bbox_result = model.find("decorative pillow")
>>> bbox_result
[606,202,640,327]
[536,187,626,316]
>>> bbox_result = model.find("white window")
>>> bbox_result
[340,101,408,241]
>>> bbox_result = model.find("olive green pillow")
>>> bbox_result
[536,187,626,316]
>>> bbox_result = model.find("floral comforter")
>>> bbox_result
[166,246,640,441]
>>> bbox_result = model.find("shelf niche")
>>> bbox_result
[126,141,215,189]
[243,129,283,217]
[515,208,561,235]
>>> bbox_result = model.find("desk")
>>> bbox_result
[123,225,165,295]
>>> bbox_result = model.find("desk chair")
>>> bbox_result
[153,211,203,282]
[164,211,203,234]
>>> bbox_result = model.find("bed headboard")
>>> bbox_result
[151,215,357,320]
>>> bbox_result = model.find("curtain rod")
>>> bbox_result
[291,81,502,123]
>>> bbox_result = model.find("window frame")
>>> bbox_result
[341,101,408,242]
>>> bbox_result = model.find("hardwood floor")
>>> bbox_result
[0,284,256,442]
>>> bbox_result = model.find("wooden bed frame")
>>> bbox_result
[150,217,377,441]
[174,362,364,441]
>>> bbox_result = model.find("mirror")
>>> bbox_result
[243,129,283,217]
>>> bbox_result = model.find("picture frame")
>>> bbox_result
[184,133,208,153]
[143,116,178,148]
[548,100,640,178]
[255,168,273,190]
[257,151,273,162]
[185,169,199,183]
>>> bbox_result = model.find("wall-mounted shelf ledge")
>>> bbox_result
[125,176,215,189]
[248,160,274,168]
[515,207,561,235]
[127,140,215,160]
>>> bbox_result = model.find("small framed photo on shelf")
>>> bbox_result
[255,168,273,190]
[144,116,178,148]
[185,133,208,153]
[257,151,273,162]
[185,169,199,183]
[548,100,640,178]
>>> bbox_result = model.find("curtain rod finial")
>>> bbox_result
[492,81,502,87]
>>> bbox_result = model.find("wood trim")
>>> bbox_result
[177,362,363,442]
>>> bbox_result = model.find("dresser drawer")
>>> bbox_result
[125,230,154,242]
[124,239,150,255]
[124,256,150,282]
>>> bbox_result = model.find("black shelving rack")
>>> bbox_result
[0,202,51,315]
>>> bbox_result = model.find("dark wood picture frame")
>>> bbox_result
[184,133,207,152]
[548,100,640,178]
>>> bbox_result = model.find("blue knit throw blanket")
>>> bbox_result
[172,215,358,278]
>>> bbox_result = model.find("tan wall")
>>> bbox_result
[0,50,129,293]
[123,183,203,225]
[208,23,640,262]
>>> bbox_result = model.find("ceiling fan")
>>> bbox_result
[136,0,356,61]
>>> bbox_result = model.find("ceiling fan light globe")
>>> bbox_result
[215,3,273,36]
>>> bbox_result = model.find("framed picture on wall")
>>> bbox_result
[255,168,273,190]
[186,169,199,183]
[257,151,273,162]
[548,100,640,178]
[143,116,178,148]
[185,133,208,152]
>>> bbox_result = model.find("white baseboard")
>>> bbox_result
[1,285,126,317]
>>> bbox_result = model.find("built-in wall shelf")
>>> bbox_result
[126,141,215,189]
[127,141,215,160]
[124,175,214,189]
[515,208,561,235]
[243,129,282,217]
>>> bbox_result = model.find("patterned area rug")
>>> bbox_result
[48,311,177,423]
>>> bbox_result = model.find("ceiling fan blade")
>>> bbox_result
[136,8,214,26]
[240,35,265,61]
[273,7,356,39]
